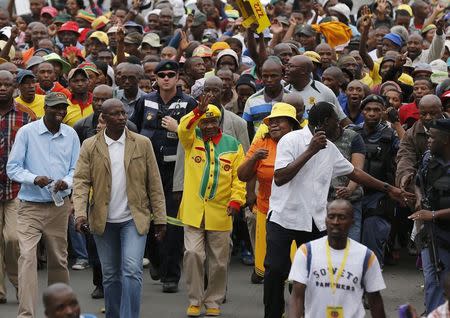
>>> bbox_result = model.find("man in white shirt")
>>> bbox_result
[288,199,386,318]
[263,102,414,318]
[73,98,166,318]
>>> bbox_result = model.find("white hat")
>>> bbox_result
[430,59,448,73]
[0,40,15,60]
[0,26,11,39]
[329,3,351,20]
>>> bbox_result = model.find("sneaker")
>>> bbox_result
[205,307,220,316]
[72,259,89,270]
[162,282,179,293]
[186,305,201,317]
[91,286,104,299]
[240,249,254,266]
[251,270,264,284]
[143,258,150,268]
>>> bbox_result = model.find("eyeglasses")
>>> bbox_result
[156,72,177,79]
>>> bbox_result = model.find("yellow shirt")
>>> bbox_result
[63,101,93,127]
[178,108,246,231]
[370,62,414,87]
[15,94,45,118]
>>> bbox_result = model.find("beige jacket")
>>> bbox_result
[73,128,166,235]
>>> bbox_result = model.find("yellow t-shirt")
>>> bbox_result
[15,94,45,118]
[63,101,93,127]
[370,61,414,87]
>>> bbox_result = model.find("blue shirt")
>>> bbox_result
[6,118,80,202]
[337,91,348,110]
[342,103,365,125]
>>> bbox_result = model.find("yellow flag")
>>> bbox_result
[236,0,271,34]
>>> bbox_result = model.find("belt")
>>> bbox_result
[20,196,69,204]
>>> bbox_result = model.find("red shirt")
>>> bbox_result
[35,82,71,99]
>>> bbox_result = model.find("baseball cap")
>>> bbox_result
[26,56,45,70]
[124,21,144,34]
[430,59,448,73]
[193,45,213,57]
[360,94,386,110]
[78,62,100,75]
[211,42,230,54]
[412,62,433,75]
[236,74,257,91]
[16,69,36,84]
[383,33,403,47]
[91,16,110,30]
[54,14,72,24]
[107,26,118,34]
[202,29,219,43]
[295,25,317,37]
[76,10,96,23]
[328,3,350,20]
[124,32,143,45]
[192,11,207,27]
[68,67,89,81]
[142,33,162,47]
[303,51,321,64]
[155,60,179,73]
[58,21,80,34]
[396,4,413,17]
[43,53,72,74]
[41,6,58,18]
[200,105,221,120]
[88,31,109,46]
[45,92,69,107]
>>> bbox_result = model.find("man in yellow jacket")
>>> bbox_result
[178,97,246,317]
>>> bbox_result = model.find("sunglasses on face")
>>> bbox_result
[156,72,177,79]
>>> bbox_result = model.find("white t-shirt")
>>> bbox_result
[268,127,354,232]
[289,236,386,318]
[104,130,132,223]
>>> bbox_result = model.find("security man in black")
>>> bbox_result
[410,118,450,314]
[350,94,399,267]
[131,60,197,293]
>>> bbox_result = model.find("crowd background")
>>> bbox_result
[0,0,449,317]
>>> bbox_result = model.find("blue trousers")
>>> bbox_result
[94,219,147,318]
[68,214,88,261]
[421,247,450,314]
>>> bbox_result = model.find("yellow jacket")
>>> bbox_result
[178,108,246,231]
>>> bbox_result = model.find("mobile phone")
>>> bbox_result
[398,304,413,318]
[314,126,325,134]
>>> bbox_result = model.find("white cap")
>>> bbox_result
[430,59,448,73]
[329,3,351,20]
[0,26,12,39]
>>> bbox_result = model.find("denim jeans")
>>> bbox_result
[94,219,147,318]
[348,200,362,242]
[421,247,450,314]
[68,214,88,261]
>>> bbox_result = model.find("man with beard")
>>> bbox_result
[7,92,80,318]
[406,18,445,67]
[284,55,351,126]
[396,95,446,193]
[35,62,70,98]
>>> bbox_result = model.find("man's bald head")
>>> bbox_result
[0,70,14,81]
[93,84,113,96]
[0,63,17,75]
[418,94,443,128]
[101,98,125,113]
[261,58,283,73]
[43,283,80,318]
[205,75,223,88]
[327,199,354,218]
[323,66,344,80]
[43,283,75,308]
[282,92,305,122]
[290,55,313,73]
[419,94,442,110]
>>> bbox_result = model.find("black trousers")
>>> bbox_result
[263,217,326,318]
[87,233,103,287]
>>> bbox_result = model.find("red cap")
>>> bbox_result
[442,90,450,99]
[58,21,80,34]
[41,6,58,18]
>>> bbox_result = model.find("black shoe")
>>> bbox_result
[251,271,264,284]
[162,282,179,293]
[91,286,104,299]
[149,262,160,281]
[0,298,6,304]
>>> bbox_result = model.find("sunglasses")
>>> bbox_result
[157,72,177,79]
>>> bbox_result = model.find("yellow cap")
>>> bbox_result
[303,51,321,64]
[396,4,413,17]
[263,103,300,127]
[88,31,109,46]
[211,42,230,54]
[200,105,222,120]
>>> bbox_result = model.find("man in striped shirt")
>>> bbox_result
[0,70,35,304]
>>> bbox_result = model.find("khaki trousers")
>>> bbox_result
[245,207,256,252]
[0,199,19,299]
[17,198,70,318]
[184,225,230,309]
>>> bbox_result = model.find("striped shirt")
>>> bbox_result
[0,101,35,201]
[243,86,290,132]
[428,301,450,318]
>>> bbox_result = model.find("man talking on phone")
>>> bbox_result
[263,102,415,318]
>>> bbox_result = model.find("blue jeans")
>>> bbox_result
[68,214,88,261]
[348,200,362,242]
[94,219,147,318]
[421,247,450,314]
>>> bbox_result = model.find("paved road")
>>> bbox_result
[1,252,424,318]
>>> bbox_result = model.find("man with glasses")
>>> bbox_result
[131,60,197,293]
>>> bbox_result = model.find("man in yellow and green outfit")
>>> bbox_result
[178,101,246,317]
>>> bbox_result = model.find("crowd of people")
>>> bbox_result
[0,0,449,317]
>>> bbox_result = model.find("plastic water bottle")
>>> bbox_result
[80,314,98,318]
[47,181,64,207]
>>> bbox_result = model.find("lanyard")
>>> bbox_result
[326,239,350,294]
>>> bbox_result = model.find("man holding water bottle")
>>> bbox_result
[6,92,80,318]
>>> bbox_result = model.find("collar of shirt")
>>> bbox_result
[104,129,126,146]
[263,86,285,103]
[37,118,67,136]
[202,129,222,145]
[69,92,93,110]
[117,88,145,103]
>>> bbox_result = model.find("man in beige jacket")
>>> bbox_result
[72,98,166,318]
